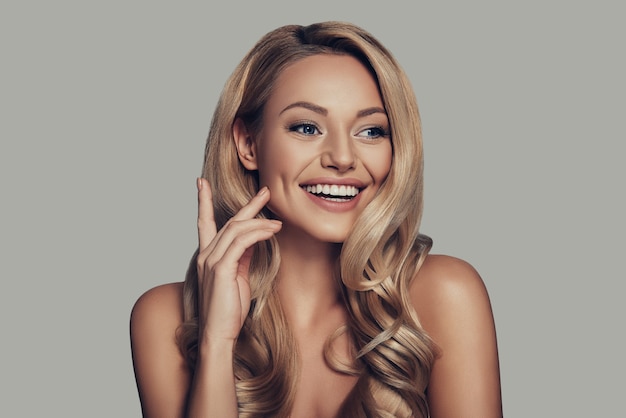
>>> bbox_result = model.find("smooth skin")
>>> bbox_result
[130,54,502,417]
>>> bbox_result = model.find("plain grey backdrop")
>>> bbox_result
[1,1,624,416]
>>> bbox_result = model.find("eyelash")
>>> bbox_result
[288,122,321,136]
[358,126,389,139]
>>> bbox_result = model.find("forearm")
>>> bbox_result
[186,339,239,418]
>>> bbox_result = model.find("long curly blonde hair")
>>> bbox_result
[177,21,436,417]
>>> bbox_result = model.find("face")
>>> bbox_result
[236,54,392,243]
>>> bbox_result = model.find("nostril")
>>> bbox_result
[321,152,356,172]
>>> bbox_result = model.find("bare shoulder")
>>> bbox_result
[410,253,495,352]
[130,281,187,374]
[410,254,502,417]
[410,254,492,332]
[131,281,185,327]
[130,282,191,418]
[131,282,183,319]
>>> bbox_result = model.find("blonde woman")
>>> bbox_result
[130,21,502,418]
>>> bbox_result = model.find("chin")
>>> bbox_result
[309,224,352,244]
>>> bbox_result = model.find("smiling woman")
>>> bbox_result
[130,21,502,418]
[237,54,392,243]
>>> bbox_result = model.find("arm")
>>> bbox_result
[187,178,281,416]
[411,255,502,418]
[131,178,281,417]
[130,284,240,418]
[130,283,191,418]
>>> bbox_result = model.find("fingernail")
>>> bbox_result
[270,220,282,225]
[258,186,268,196]
[197,177,202,191]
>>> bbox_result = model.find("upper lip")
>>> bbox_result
[299,177,367,188]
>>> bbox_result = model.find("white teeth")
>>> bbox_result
[304,184,359,197]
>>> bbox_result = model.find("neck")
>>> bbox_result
[275,231,345,330]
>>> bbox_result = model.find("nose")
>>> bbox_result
[320,132,356,173]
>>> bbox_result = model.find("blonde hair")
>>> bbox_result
[177,21,435,417]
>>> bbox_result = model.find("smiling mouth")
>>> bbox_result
[302,184,361,202]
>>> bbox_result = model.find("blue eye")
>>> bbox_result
[357,126,389,139]
[290,123,320,136]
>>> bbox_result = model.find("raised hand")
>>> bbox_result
[195,178,282,344]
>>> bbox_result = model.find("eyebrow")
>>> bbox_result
[280,101,387,119]
[280,101,327,116]
[357,107,387,118]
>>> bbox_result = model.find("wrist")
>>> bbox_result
[197,335,236,359]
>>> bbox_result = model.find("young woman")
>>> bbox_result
[130,21,502,418]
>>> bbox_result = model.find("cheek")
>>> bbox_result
[366,143,393,183]
[256,144,300,189]
[255,142,283,183]
[258,140,313,178]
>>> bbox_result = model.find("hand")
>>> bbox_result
[195,178,282,343]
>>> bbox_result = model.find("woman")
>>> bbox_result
[131,21,502,417]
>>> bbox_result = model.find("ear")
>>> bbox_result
[233,118,258,170]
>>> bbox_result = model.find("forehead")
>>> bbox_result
[266,54,384,113]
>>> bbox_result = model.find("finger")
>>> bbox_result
[202,218,282,267]
[201,186,271,253]
[229,186,271,222]
[237,246,255,283]
[197,177,218,250]
[209,225,282,277]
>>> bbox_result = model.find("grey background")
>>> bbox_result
[1,1,623,416]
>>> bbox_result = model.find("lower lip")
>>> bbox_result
[303,189,363,212]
